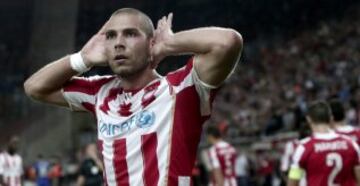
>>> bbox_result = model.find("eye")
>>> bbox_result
[124,30,139,37]
[106,30,117,40]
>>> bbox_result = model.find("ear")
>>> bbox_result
[148,38,158,69]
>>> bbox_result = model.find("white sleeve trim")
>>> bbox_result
[192,56,237,89]
[61,88,93,112]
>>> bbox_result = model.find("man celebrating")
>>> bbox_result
[24,8,243,186]
[287,101,360,186]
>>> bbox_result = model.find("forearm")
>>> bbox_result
[165,27,242,85]
[163,27,240,55]
[76,175,85,186]
[24,56,78,100]
[354,165,360,186]
[94,158,104,172]
[287,178,299,186]
[213,169,224,186]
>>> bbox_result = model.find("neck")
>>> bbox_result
[311,124,332,133]
[332,121,346,128]
[119,70,160,90]
[211,138,221,145]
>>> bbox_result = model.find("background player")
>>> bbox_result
[287,101,360,186]
[328,99,360,146]
[0,136,23,186]
[207,126,237,186]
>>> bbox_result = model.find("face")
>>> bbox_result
[104,13,152,78]
[8,136,19,154]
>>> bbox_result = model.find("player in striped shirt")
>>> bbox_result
[24,8,243,186]
[287,101,360,186]
[281,126,310,186]
[328,99,360,145]
[0,136,23,186]
[206,126,237,186]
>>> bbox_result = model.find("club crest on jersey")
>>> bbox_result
[99,110,156,137]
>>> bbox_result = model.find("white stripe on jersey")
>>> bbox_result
[127,134,145,185]
[62,91,95,111]
[102,141,116,185]
[209,146,220,169]
[291,144,305,168]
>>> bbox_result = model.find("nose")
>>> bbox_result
[114,36,125,50]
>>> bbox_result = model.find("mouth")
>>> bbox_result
[114,55,128,64]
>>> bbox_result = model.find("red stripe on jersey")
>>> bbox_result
[166,58,194,86]
[81,102,95,115]
[141,132,159,186]
[63,76,115,95]
[113,139,129,186]
[167,86,211,185]
[100,88,122,114]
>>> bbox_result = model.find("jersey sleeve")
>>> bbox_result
[166,57,219,116]
[62,75,114,112]
[281,141,294,172]
[288,144,307,180]
[208,147,221,169]
[349,139,360,166]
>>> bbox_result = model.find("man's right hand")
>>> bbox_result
[81,23,109,68]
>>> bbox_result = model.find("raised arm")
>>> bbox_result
[24,26,108,107]
[354,165,360,186]
[151,13,243,86]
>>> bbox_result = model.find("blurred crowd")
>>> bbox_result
[209,4,360,140]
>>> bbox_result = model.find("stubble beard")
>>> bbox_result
[113,59,150,79]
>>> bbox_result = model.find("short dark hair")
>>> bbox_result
[206,126,221,138]
[306,101,331,124]
[111,8,154,38]
[328,99,345,122]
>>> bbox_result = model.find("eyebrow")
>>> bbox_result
[106,27,140,32]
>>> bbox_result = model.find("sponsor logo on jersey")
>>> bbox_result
[99,110,156,137]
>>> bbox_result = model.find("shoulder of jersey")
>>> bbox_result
[298,137,312,145]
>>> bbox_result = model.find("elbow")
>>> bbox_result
[223,29,243,53]
[209,29,243,61]
[23,79,46,100]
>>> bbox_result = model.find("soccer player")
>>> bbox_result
[287,101,360,186]
[329,99,360,145]
[76,143,104,186]
[281,126,310,186]
[0,136,23,186]
[24,8,243,186]
[207,126,237,186]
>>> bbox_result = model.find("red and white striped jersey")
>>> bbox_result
[334,125,360,146]
[0,152,23,186]
[281,139,307,186]
[62,58,218,186]
[290,132,360,186]
[281,139,299,172]
[208,141,237,186]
